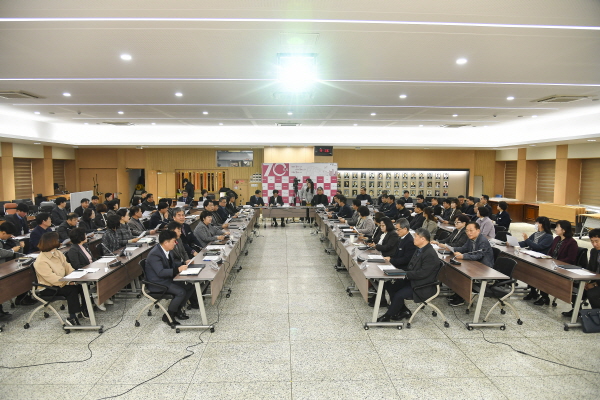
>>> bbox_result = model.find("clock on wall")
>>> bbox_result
[314,146,333,156]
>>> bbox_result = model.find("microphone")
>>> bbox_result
[101,242,117,258]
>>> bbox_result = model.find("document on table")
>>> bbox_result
[368,255,384,260]
[203,256,220,261]
[180,268,203,276]
[521,249,551,258]
[65,270,88,279]
[85,268,100,273]
[377,264,397,271]
[138,238,153,243]
[142,211,153,219]
[206,245,225,250]
[569,269,596,276]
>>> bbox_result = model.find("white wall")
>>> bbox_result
[496,149,518,161]
[568,142,600,158]
[52,146,75,160]
[526,145,556,160]
[12,143,44,158]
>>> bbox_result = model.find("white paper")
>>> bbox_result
[26,253,40,258]
[568,269,596,276]
[368,255,384,260]
[180,268,203,275]
[15,235,29,240]
[138,238,153,243]
[85,268,100,273]
[203,256,220,261]
[137,231,147,239]
[64,270,87,279]
[176,201,186,208]
[377,264,397,271]
[431,244,440,250]
[142,211,153,218]
[521,249,551,259]
[206,245,225,250]
[125,247,138,253]
[342,229,354,233]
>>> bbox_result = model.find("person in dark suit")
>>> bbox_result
[495,201,512,230]
[269,190,285,227]
[73,198,90,217]
[177,190,193,205]
[463,196,476,217]
[392,199,412,222]
[149,202,170,230]
[377,190,389,206]
[328,195,353,220]
[103,192,114,206]
[216,197,231,222]
[0,222,24,263]
[183,178,195,199]
[430,197,443,216]
[479,194,493,216]
[5,203,30,236]
[144,230,195,326]
[79,208,98,233]
[377,227,440,322]
[198,189,210,205]
[378,194,391,213]
[402,190,413,204]
[249,190,265,207]
[89,195,100,211]
[312,187,329,206]
[57,213,78,242]
[51,197,68,226]
[94,203,108,228]
[409,203,426,230]
[434,215,470,249]
[141,193,157,212]
[356,187,372,205]
[367,217,399,257]
[225,193,238,216]
[172,207,202,253]
[29,212,53,252]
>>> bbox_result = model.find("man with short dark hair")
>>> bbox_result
[149,202,170,230]
[377,227,439,322]
[356,187,372,205]
[30,212,52,252]
[378,194,391,213]
[480,194,493,215]
[141,193,157,212]
[329,195,352,219]
[463,196,476,216]
[89,195,100,211]
[178,190,193,205]
[409,203,426,230]
[249,190,265,207]
[183,178,195,199]
[104,192,114,206]
[57,213,79,242]
[339,199,361,226]
[172,208,202,253]
[430,197,443,216]
[269,190,285,227]
[394,199,412,222]
[74,198,90,217]
[403,190,413,204]
[51,196,68,225]
[5,203,29,235]
[145,230,195,326]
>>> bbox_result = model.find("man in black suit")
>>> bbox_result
[183,178,195,199]
[328,195,353,219]
[409,203,426,230]
[89,195,100,211]
[249,190,265,207]
[172,208,203,253]
[356,187,372,205]
[463,196,476,217]
[269,189,285,227]
[378,194,391,213]
[393,199,412,223]
[73,198,90,217]
[377,227,439,322]
[57,213,78,242]
[149,202,170,230]
[312,187,329,206]
[141,193,157,212]
[51,196,69,226]
[103,192,114,206]
[5,203,29,236]
[145,230,195,326]
[177,191,193,205]
[402,190,413,204]
[479,194,493,216]
[430,197,443,216]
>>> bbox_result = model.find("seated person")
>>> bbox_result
[217,197,231,222]
[0,222,24,263]
[57,213,78,242]
[102,215,123,254]
[171,207,202,253]
[145,230,195,326]
[442,198,463,224]
[5,203,30,236]
[249,190,265,207]
[377,190,389,206]
[421,206,438,236]
[367,217,399,257]
[377,228,439,322]
[167,221,195,267]
[198,189,210,204]
[563,228,600,317]
[402,190,413,204]
[269,190,285,227]
[339,199,361,226]
[475,205,494,240]
[430,197,443,217]
[73,198,90,217]
[79,208,98,233]
[29,212,53,252]
[204,200,229,229]
[178,190,193,205]
[383,195,399,219]
[415,194,428,206]
[103,192,114,206]
[312,187,329,206]
[225,193,239,216]
[141,193,157,212]
[463,196,476,217]
[434,215,470,249]
[148,202,170,230]
[520,216,555,301]
[409,203,426,230]
[393,199,411,222]
[127,206,157,237]
[439,198,453,223]
[116,208,141,246]
[362,212,385,244]
[447,221,495,306]
[193,210,227,248]
[94,204,108,228]
[495,201,512,230]
[328,195,353,220]
[33,232,87,326]
[51,196,69,226]
[378,194,391,213]
[329,190,342,210]
[479,194,493,216]
[356,187,372,205]
[354,206,376,237]
[89,195,100,211]
[105,200,120,217]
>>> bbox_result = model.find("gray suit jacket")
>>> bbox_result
[193,221,223,248]
[145,245,178,292]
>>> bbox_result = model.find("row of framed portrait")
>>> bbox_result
[341,189,450,197]
[342,180,449,188]
[339,172,450,180]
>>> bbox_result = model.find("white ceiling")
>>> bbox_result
[0,0,599,148]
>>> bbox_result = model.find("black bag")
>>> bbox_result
[586,285,600,309]
[580,309,600,333]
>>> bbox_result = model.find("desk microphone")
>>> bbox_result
[101,242,118,258]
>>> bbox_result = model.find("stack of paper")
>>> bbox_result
[368,255,384,260]
[65,270,87,279]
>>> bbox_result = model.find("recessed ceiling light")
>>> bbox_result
[370,113,376,116]
[84,123,88,125]
[175,92,183,97]
[151,122,156,125]
[353,124,358,126]
[120,54,132,61]
[33,142,41,145]
[506,96,515,100]
[219,123,223,125]
[456,58,468,65]
[33,111,40,114]
[532,115,538,118]
[530,145,536,146]
[287,112,293,116]
[419,125,423,127]
[399,94,407,99]
[452,114,458,117]
[424,148,430,149]
[117,111,124,115]
[63,92,71,97]
[202,111,208,115]
[587,139,597,142]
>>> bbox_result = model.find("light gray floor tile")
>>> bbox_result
[287,275,347,293]
[490,375,597,400]
[186,381,292,400]
[528,337,600,371]
[289,312,369,341]
[0,384,93,400]
[208,312,290,342]
[220,292,289,315]
[292,379,399,400]
[83,383,189,400]
[288,292,355,313]
[391,377,508,400]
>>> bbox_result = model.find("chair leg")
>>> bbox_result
[407,302,427,324]
[427,303,448,324]
[136,302,155,321]
[26,303,47,325]
[45,304,66,326]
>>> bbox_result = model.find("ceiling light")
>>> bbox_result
[33,142,41,145]
[452,114,458,117]
[530,145,536,146]
[277,53,317,92]
[532,115,538,118]
[399,94,407,99]
[419,125,423,127]
[219,123,223,125]
[117,111,124,115]
[175,92,183,97]
[456,58,468,65]
[370,113,376,116]
[151,122,156,125]
[587,139,597,142]
[84,123,88,125]
[287,112,293,116]
[120,54,132,61]
[353,124,358,126]
[506,96,515,100]
[202,111,208,115]
[63,92,71,97]
[33,111,40,114]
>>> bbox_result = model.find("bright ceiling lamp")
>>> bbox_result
[277,53,317,92]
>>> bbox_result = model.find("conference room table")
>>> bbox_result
[259,205,317,227]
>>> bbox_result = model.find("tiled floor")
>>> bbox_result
[0,220,599,399]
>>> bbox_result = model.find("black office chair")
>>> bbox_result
[495,230,511,242]
[435,229,450,242]
[135,259,176,330]
[406,260,450,329]
[551,247,589,307]
[24,279,70,332]
[492,246,502,263]
[482,257,522,325]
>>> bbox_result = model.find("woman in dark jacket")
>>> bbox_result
[495,201,512,230]
[534,220,578,306]
[434,215,470,249]
[368,217,399,257]
[94,204,108,228]
[79,208,97,233]
[521,217,557,301]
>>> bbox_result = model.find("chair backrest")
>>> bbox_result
[494,225,507,233]
[577,247,589,269]
[492,246,502,262]
[436,229,450,242]
[139,258,147,280]
[495,231,509,242]
[494,257,517,277]
[4,202,17,215]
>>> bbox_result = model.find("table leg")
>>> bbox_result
[365,279,403,330]
[565,280,585,331]
[176,282,214,332]
[466,280,505,330]
[65,283,104,332]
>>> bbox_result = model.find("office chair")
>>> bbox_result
[551,247,589,307]
[435,229,450,242]
[406,260,450,329]
[134,259,176,330]
[4,203,17,215]
[24,278,69,332]
[481,257,522,325]
[495,230,511,242]
[492,246,502,263]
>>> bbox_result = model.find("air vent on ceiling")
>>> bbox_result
[101,121,135,126]
[440,124,470,128]
[277,123,301,127]
[0,90,43,99]
[533,95,589,103]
